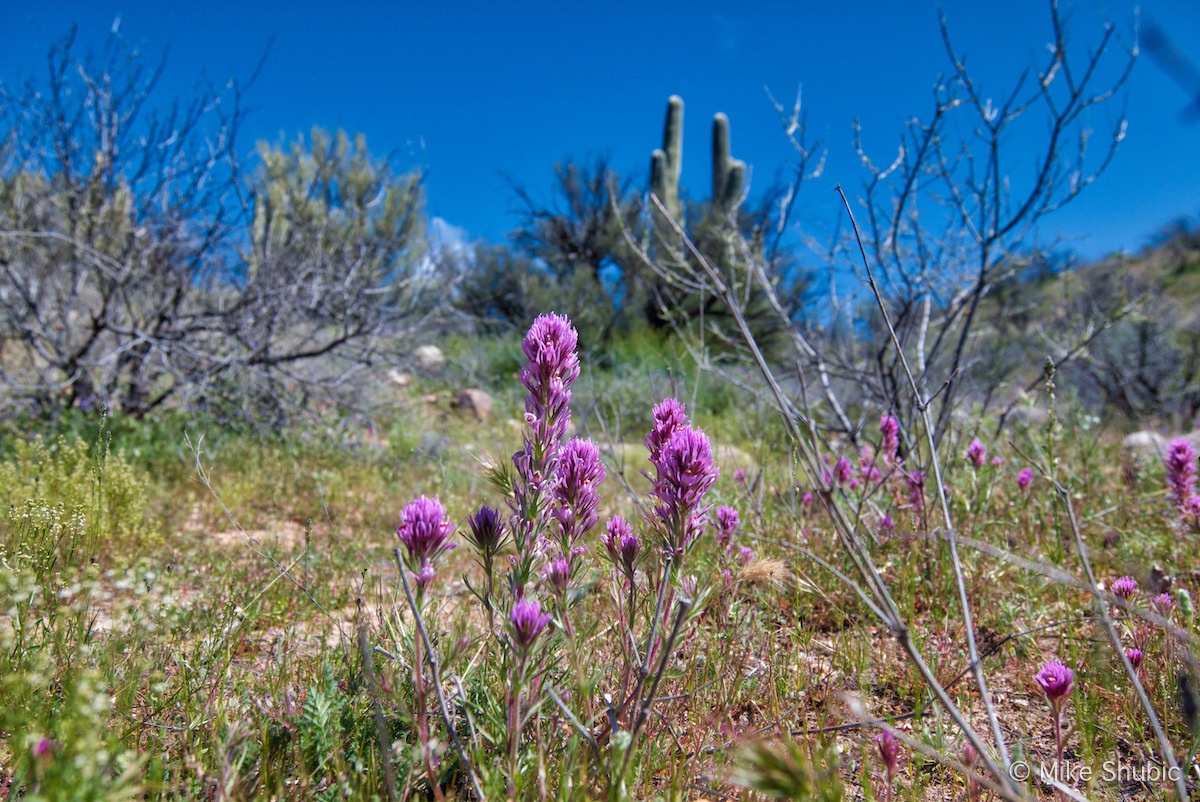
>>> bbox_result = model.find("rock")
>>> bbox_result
[414,344,445,371]
[1124,430,1200,462]
[387,368,412,388]
[1122,431,1168,460]
[453,388,494,422]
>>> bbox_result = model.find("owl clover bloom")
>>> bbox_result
[1034,658,1075,711]
[1166,438,1198,509]
[649,406,720,560]
[879,414,900,464]
[396,495,457,591]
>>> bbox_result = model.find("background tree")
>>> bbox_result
[504,155,644,346]
[0,29,435,418]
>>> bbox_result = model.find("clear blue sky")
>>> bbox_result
[4,0,1197,260]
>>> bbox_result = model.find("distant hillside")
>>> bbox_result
[979,223,1200,424]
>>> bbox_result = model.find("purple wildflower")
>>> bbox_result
[32,738,54,759]
[1126,647,1145,670]
[544,557,569,593]
[652,423,719,557]
[1166,438,1199,508]
[737,546,754,565]
[397,496,456,587]
[1016,467,1034,491]
[880,414,900,463]
[414,562,437,590]
[715,505,739,550]
[966,438,988,469]
[834,456,854,485]
[519,313,580,430]
[991,455,1006,466]
[1152,592,1175,615]
[467,505,504,555]
[1110,576,1138,600]
[1034,659,1075,710]
[617,531,640,572]
[601,515,641,577]
[1036,658,1074,783]
[552,437,606,547]
[510,598,552,652]
[645,398,691,466]
[1182,495,1200,532]
[876,730,900,779]
[879,513,895,535]
[734,468,747,485]
[801,491,813,509]
[512,314,581,549]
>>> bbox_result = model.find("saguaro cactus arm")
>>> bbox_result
[648,96,744,221]
[711,112,745,212]
[650,95,684,222]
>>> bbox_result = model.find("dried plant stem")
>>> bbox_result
[626,555,672,731]
[357,623,399,802]
[836,185,1014,786]
[620,599,692,779]
[394,549,487,801]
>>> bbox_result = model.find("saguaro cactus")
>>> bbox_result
[648,95,745,222]
[711,113,746,213]
[649,95,684,222]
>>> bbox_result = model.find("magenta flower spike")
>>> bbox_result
[1166,437,1198,508]
[880,414,900,463]
[715,505,739,550]
[1110,576,1138,600]
[966,438,988,469]
[544,557,569,593]
[552,437,606,551]
[645,397,690,467]
[1016,467,1034,490]
[1126,647,1145,670]
[510,597,552,652]
[834,456,854,485]
[876,730,900,779]
[520,313,580,433]
[467,504,504,554]
[397,496,456,589]
[1034,659,1075,710]
[618,530,641,569]
[1152,592,1175,615]
[651,424,719,557]
[510,313,582,558]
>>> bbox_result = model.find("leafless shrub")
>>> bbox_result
[0,28,441,418]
